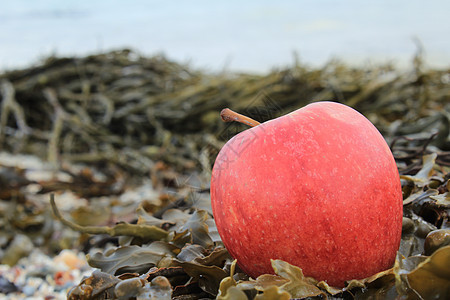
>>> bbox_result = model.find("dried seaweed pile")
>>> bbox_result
[0,49,449,299]
[1,49,449,176]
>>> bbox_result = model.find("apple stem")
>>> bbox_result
[220,108,261,127]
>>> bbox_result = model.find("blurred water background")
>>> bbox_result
[1,0,449,73]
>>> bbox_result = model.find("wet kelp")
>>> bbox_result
[0,49,449,299]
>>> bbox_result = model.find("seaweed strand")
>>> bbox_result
[50,194,169,240]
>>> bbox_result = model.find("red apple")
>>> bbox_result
[210,101,402,287]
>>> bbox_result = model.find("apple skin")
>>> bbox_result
[210,101,402,287]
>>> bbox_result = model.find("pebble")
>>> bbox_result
[424,229,450,256]
[0,249,92,300]
[1,234,34,266]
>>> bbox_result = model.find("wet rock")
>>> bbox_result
[424,229,450,256]
[402,217,415,234]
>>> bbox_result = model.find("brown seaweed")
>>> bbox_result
[0,49,449,299]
